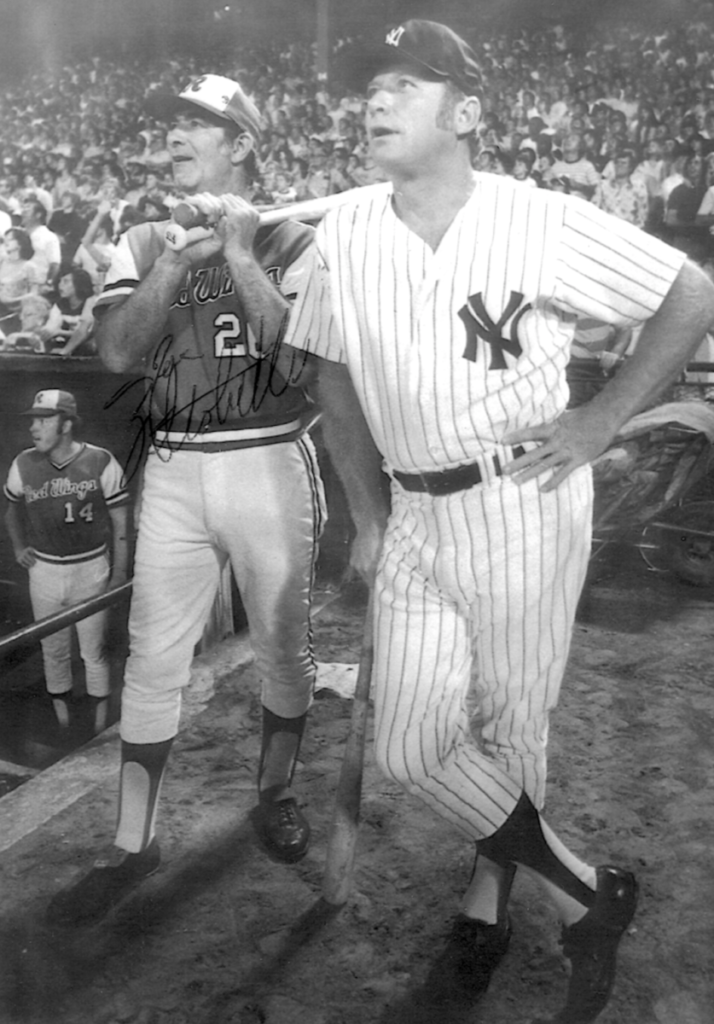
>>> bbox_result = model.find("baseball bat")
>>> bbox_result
[165,189,365,250]
[258,188,364,227]
[322,589,375,906]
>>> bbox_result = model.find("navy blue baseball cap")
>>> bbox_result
[356,20,483,96]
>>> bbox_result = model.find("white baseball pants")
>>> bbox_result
[121,437,325,744]
[29,553,111,698]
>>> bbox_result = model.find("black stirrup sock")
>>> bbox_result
[478,792,596,909]
[469,849,519,921]
[115,737,174,852]
[259,707,308,799]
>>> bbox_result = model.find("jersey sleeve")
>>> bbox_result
[93,230,140,313]
[99,451,130,509]
[279,242,313,303]
[93,222,165,314]
[553,198,686,326]
[282,231,345,363]
[3,458,23,503]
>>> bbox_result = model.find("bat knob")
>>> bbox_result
[165,202,214,251]
[165,222,189,251]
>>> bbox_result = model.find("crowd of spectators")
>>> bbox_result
[3,9,714,356]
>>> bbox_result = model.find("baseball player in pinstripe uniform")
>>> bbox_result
[4,389,129,735]
[46,74,325,929]
[284,21,714,1023]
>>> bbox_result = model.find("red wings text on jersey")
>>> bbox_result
[24,477,98,503]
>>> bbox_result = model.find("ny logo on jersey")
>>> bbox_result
[458,291,532,370]
[385,25,406,47]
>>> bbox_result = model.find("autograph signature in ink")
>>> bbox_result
[104,317,311,484]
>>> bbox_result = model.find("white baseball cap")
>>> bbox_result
[21,389,80,420]
[146,74,263,143]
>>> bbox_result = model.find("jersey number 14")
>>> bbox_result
[64,502,94,524]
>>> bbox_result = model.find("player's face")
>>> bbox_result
[30,415,67,454]
[365,69,464,175]
[167,112,236,194]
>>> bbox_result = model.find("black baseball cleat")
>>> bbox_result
[46,838,161,928]
[531,865,638,1024]
[252,796,310,863]
[423,913,512,1004]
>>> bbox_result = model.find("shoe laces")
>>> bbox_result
[273,800,300,826]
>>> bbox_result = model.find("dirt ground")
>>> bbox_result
[0,545,713,1024]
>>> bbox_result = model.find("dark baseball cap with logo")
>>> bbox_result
[21,389,80,421]
[146,74,263,144]
[354,20,483,96]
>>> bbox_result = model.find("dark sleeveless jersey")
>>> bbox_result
[95,218,315,448]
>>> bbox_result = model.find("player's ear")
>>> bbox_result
[456,95,481,136]
[230,130,256,167]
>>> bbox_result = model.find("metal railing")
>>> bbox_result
[0,582,132,658]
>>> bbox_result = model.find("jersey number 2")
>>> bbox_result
[214,312,260,358]
[64,502,93,524]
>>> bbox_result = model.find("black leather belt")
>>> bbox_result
[393,447,526,496]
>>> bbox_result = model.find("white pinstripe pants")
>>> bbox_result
[372,465,592,840]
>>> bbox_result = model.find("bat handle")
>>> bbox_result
[322,590,375,906]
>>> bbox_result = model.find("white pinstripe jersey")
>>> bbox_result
[284,177,686,475]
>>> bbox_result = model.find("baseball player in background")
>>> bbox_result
[284,21,714,1024]
[46,74,325,928]
[4,389,129,735]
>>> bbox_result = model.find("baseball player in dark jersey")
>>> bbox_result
[46,74,325,929]
[4,389,129,735]
[284,21,714,1024]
